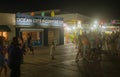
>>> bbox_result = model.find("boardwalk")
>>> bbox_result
[1,44,120,77]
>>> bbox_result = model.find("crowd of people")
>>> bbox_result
[0,31,120,76]
[0,33,34,77]
[0,32,58,77]
[75,31,120,62]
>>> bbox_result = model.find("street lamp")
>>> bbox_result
[94,20,98,25]
[77,20,82,28]
[91,20,99,32]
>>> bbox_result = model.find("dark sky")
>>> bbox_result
[0,0,120,20]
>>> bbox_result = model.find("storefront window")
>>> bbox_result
[22,32,40,41]
[0,32,8,40]
[48,29,59,45]
[22,32,41,46]
[31,32,37,41]
[3,32,8,39]
[22,32,28,41]
[0,32,2,36]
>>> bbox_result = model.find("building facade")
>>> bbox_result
[56,13,92,44]
[0,11,92,46]
[0,13,15,44]
[15,13,64,46]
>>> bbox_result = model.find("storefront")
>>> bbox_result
[15,14,64,46]
[56,13,92,44]
[0,13,16,44]
[0,25,11,40]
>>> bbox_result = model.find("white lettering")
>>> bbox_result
[17,18,32,22]
[16,17,63,26]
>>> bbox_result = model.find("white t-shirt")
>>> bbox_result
[50,45,54,56]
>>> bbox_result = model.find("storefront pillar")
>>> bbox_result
[44,28,48,46]
[40,32,43,46]
[16,28,20,37]
[59,27,64,45]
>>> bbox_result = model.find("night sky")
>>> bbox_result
[0,0,120,20]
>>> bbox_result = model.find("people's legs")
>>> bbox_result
[105,42,108,50]
[112,43,116,55]
[83,45,86,58]
[30,47,34,55]
[89,49,93,59]
[10,66,20,77]
[97,48,102,61]
[83,45,88,58]
[51,49,54,60]
[0,67,3,77]
[76,49,81,62]
[118,45,120,56]
[50,48,54,60]
[50,49,52,57]
[90,48,95,59]
[26,46,30,54]
[4,65,7,77]
[22,49,26,55]
[10,68,15,77]
[32,48,34,55]
[86,49,91,59]
[28,46,32,54]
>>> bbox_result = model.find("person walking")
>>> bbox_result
[27,33,34,55]
[19,37,26,64]
[0,36,8,77]
[50,42,55,60]
[75,35,83,62]
[81,34,90,59]
[117,34,120,56]
[8,37,23,77]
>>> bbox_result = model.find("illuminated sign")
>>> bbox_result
[16,14,63,27]
[111,20,120,24]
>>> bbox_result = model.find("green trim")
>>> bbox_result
[0,25,11,32]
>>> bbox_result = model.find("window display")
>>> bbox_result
[0,32,8,40]
[22,32,41,46]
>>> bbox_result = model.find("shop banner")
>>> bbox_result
[16,14,63,27]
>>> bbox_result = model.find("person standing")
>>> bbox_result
[8,37,22,77]
[81,34,90,58]
[27,33,34,55]
[0,47,5,77]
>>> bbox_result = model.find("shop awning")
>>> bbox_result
[0,25,11,32]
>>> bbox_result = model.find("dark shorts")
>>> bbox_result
[90,48,97,52]
[90,48,101,54]
[0,61,5,67]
